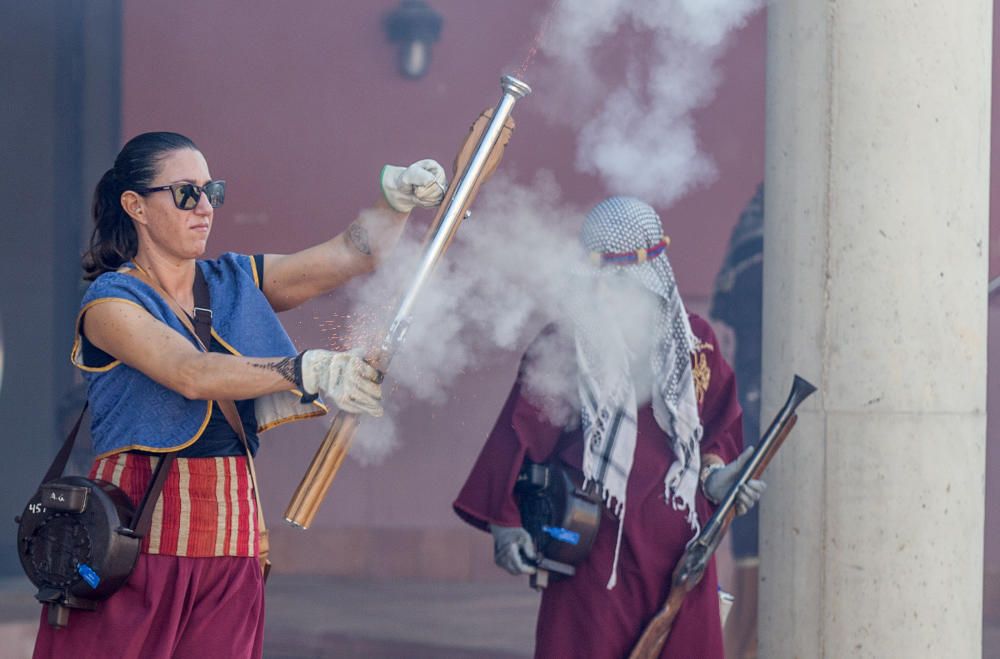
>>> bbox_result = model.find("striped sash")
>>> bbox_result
[90,453,258,557]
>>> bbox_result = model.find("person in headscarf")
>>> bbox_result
[454,196,765,658]
[709,183,765,659]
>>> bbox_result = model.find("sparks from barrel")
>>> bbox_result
[318,307,385,352]
[515,0,557,78]
[317,304,439,401]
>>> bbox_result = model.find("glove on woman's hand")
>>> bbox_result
[380,159,447,213]
[300,349,383,417]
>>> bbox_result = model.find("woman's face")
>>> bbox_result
[131,148,214,261]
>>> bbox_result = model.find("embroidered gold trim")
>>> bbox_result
[248,254,261,290]
[256,407,327,433]
[95,400,213,460]
[70,298,151,372]
[692,341,714,405]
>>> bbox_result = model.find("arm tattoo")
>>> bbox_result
[347,221,372,255]
[253,357,297,385]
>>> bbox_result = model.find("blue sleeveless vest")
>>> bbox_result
[72,253,326,456]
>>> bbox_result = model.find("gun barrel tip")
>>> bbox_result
[792,374,818,397]
[501,75,532,98]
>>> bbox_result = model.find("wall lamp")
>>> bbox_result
[383,0,443,79]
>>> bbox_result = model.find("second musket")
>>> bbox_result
[284,74,532,530]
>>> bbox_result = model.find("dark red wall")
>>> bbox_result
[121,0,767,547]
[122,1,765,295]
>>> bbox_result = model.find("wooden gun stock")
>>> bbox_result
[628,375,816,659]
[716,415,796,530]
[284,84,526,530]
[284,411,361,529]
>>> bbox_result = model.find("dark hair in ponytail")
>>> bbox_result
[82,131,199,280]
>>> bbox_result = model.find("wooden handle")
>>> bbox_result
[628,590,686,659]
[283,411,360,529]
[717,413,799,529]
[420,108,515,255]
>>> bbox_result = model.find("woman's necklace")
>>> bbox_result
[132,259,195,319]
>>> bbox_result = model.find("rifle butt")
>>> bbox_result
[284,411,360,529]
[628,607,676,659]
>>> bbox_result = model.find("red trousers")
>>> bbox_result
[33,554,264,659]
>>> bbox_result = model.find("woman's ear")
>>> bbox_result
[120,190,146,224]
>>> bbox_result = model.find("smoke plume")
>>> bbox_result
[340,0,762,462]
[530,0,764,206]
[343,174,664,462]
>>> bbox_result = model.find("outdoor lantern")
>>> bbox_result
[383,0,443,79]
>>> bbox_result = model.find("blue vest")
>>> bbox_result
[72,253,326,456]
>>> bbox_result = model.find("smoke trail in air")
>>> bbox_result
[528,0,764,206]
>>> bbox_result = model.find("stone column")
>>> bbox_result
[759,1,992,657]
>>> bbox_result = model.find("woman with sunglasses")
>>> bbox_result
[33,131,446,659]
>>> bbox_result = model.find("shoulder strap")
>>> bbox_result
[41,403,89,484]
[126,452,175,538]
[191,265,213,348]
[36,399,173,539]
[126,264,210,348]
[191,270,269,545]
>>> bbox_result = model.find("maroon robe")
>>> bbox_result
[454,314,743,659]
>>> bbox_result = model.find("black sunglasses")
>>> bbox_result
[138,180,226,210]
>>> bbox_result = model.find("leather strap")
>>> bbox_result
[35,395,174,538]
[128,451,175,538]
[41,277,180,538]
[41,403,89,484]
[126,264,269,548]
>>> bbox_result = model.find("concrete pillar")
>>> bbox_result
[759,1,992,657]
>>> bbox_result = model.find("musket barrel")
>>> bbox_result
[687,375,817,570]
[283,75,531,529]
[627,374,817,658]
[708,374,816,528]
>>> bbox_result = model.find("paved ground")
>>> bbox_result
[263,575,537,658]
[0,574,539,659]
[2,574,999,658]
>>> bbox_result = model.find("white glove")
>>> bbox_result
[702,447,767,516]
[380,158,447,213]
[489,524,537,576]
[299,349,383,417]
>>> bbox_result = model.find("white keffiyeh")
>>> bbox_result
[576,196,703,589]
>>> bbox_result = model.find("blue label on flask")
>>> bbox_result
[542,525,580,545]
[77,563,100,589]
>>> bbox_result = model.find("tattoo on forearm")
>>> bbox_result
[347,221,372,255]
[253,357,297,385]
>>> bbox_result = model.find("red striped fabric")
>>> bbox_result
[89,453,258,557]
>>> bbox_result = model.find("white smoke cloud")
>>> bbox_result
[342,173,667,462]
[530,0,763,205]
[341,172,582,461]
[340,0,761,462]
